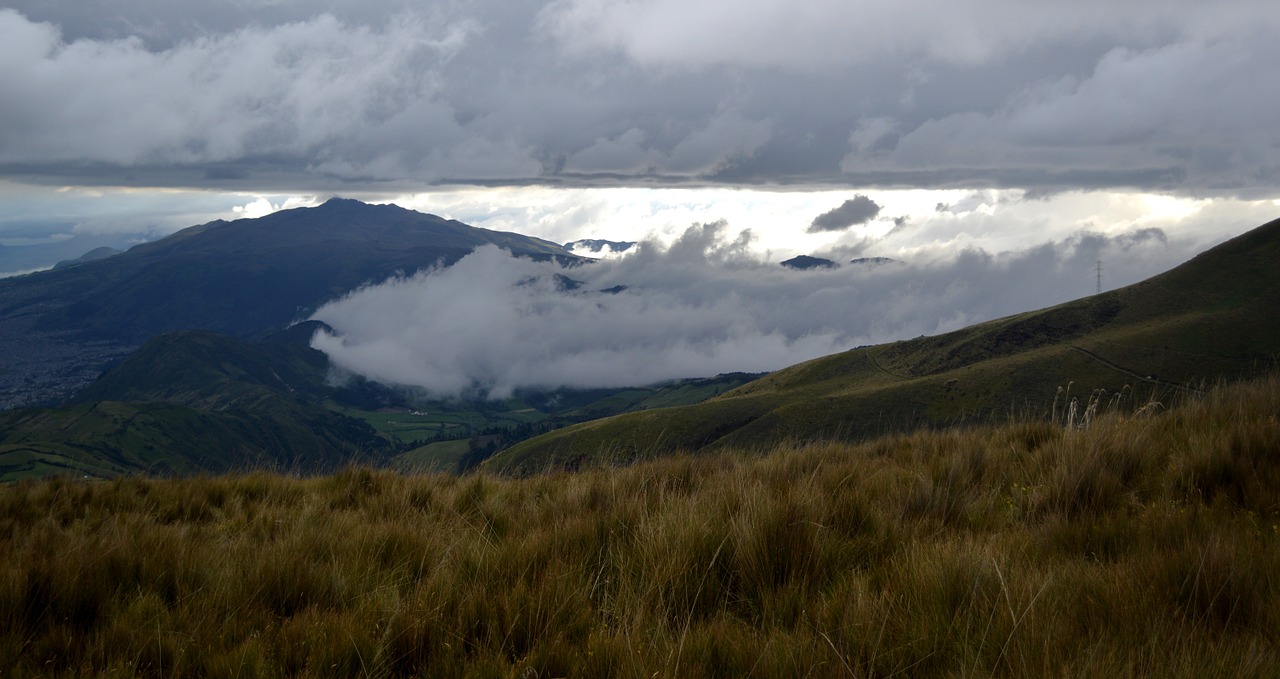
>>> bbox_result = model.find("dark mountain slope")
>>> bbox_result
[25,197,572,341]
[486,217,1280,474]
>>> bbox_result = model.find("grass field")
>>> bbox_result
[2,373,1277,677]
[393,439,472,473]
[329,401,544,446]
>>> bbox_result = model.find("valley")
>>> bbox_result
[1,201,1277,485]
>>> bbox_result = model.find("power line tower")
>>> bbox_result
[1096,259,1102,295]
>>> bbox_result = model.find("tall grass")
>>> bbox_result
[1,375,1278,677]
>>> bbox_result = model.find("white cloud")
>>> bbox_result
[0,10,487,172]
[309,215,1214,398]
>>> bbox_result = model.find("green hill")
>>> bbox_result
[0,329,396,481]
[486,217,1280,474]
[0,399,390,481]
[74,329,333,410]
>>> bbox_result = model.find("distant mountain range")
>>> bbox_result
[484,217,1280,474]
[781,255,899,270]
[0,198,580,409]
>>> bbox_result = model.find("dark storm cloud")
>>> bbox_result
[0,1,1277,196]
[808,196,882,233]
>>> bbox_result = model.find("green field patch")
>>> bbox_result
[393,439,472,473]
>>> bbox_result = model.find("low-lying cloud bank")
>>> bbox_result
[310,221,1188,398]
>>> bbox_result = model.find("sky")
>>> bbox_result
[2,1,1278,395]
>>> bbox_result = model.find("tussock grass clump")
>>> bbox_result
[1,375,1278,677]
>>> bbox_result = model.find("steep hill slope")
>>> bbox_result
[486,217,1280,474]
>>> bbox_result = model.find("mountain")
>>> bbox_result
[52,246,123,269]
[484,216,1280,474]
[0,198,580,409]
[21,197,573,341]
[849,257,897,266]
[781,254,838,270]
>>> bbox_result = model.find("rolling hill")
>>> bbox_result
[0,328,396,481]
[484,216,1280,474]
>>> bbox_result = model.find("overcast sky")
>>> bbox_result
[3,1,1278,392]
[3,0,1278,195]
[3,1,1277,236]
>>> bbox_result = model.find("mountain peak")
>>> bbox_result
[314,196,400,213]
[318,196,376,208]
[781,255,838,270]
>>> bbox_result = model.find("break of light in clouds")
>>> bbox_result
[384,187,1279,263]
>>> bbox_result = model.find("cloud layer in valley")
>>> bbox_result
[1,1,1277,197]
[310,219,1198,398]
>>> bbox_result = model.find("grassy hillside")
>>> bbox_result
[74,329,336,410]
[0,329,398,481]
[487,217,1280,474]
[0,398,391,482]
[2,374,1277,677]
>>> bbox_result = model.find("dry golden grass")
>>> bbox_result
[2,375,1278,677]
